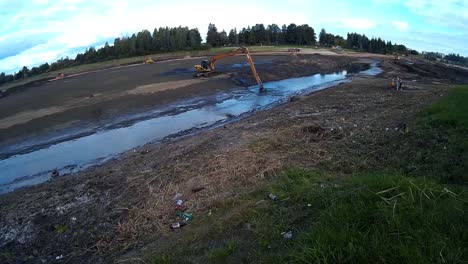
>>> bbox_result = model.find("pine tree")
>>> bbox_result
[228,28,238,45]
[207,23,219,47]
[319,28,326,45]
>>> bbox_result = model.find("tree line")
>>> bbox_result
[207,23,317,47]
[345,32,411,55]
[423,52,468,65]
[3,22,467,87]
[444,53,468,64]
[206,23,411,55]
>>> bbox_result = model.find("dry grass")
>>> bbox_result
[113,145,283,247]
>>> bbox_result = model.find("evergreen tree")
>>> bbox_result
[154,28,163,51]
[252,24,268,45]
[21,66,30,78]
[238,28,246,44]
[286,23,297,44]
[278,24,287,44]
[248,26,255,45]
[219,30,228,46]
[187,28,202,49]
[267,24,281,45]
[39,62,50,72]
[228,28,238,45]
[207,23,220,47]
[319,28,327,45]
[136,30,152,54]
[0,72,6,85]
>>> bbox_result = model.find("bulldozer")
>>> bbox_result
[194,47,265,92]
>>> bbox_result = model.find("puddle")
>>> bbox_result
[0,63,381,193]
[230,61,270,68]
[161,61,270,75]
[359,62,383,76]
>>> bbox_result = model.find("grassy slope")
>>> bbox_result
[149,86,468,264]
[397,86,468,183]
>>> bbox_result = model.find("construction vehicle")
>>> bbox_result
[194,47,265,92]
[144,57,155,64]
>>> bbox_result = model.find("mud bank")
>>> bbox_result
[0,54,362,145]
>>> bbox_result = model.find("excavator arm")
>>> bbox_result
[245,51,264,92]
[195,47,265,92]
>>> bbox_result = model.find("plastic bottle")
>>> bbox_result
[268,193,278,201]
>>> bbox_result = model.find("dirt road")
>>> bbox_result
[1,52,467,263]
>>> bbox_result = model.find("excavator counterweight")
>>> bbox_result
[194,47,265,92]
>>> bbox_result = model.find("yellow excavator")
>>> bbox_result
[144,57,155,64]
[194,47,265,92]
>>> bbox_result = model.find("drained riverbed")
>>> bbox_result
[0,62,381,193]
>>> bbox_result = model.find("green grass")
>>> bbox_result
[54,224,67,234]
[0,250,13,260]
[145,169,467,263]
[425,86,468,128]
[397,85,468,184]
[207,242,237,263]
[152,254,174,264]
[250,170,467,263]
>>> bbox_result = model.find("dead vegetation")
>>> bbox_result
[113,145,283,249]
[298,124,345,143]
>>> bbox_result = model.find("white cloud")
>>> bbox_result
[0,43,68,72]
[391,20,409,30]
[404,0,468,29]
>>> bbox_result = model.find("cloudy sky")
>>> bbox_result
[1,0,467,73]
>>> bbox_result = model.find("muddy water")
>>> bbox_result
[0,64,380,193]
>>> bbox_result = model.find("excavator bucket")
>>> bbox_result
[259,85,266,93]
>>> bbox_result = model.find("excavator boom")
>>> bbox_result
[195,47,265,92]
[245,52,263,91]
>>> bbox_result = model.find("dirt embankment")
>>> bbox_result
[1,55,467,263]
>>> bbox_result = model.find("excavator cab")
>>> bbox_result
[200,60,210,71]
[194,60,211,74]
